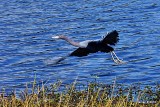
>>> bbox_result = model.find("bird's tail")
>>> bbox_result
[101,30,119,45]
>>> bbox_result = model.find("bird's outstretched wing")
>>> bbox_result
[70,48,91,57]
[101,30,119,45]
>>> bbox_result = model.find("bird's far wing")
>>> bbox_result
[101,30,119,45]
[70,48,90,57]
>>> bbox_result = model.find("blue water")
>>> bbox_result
[0,0,160,92]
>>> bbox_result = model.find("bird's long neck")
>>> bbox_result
[61,36,81,47]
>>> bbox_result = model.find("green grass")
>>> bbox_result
[0,80,159,107]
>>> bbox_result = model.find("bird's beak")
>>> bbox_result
[52,36,60,39]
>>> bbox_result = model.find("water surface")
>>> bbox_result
[0,0,160,92]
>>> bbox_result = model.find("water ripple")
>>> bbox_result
[0,0,160,92]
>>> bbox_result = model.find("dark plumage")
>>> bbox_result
[70,30,118,57]
[52,30,124,64]
[101,30,119,45]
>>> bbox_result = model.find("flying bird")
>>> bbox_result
[52,30,124,64]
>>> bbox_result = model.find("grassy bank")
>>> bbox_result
[0,80,159,107]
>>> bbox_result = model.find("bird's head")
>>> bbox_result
[52,36,60,39]
[52,36,59,39]
[52,35,65,39]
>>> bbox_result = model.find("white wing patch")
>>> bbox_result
[79,39,100,48]
[79,40,93,48]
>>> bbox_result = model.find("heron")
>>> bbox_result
[52,30,124,64]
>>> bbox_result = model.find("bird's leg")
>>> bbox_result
[111,51,125,64]
[110,52,119,64]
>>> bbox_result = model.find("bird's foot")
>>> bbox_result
[111,51,126,64]
[113,59,126,64]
